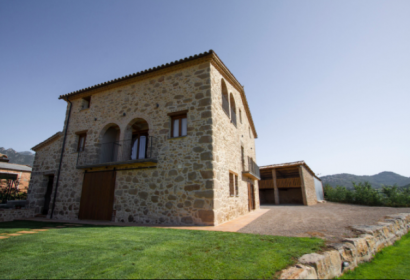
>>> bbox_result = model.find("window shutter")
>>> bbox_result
[229,173,234,196]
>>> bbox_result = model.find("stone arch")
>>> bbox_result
[99,123,121,163]
[221,79,230,116]
[124,118,150,160]
[99,122,121,143]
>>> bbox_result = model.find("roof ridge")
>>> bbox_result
[31,131,63,151]
[59,50,215,100]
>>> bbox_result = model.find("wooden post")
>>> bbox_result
[299,166,308,205]
[272,169,280,205]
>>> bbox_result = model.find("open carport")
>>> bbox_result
[259,161,323,206]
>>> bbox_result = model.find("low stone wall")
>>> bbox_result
[280,213,410,279]
[0,208,35,222]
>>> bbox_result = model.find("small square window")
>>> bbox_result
[170,113,187,138]
[77,133,86,152]
[82,96,91,109]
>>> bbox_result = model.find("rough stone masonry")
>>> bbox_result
[27,50,260,226]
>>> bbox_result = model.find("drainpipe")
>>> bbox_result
[50,99,72,219]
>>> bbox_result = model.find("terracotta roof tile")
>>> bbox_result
[59,50,216,100]
[260,161,321,180]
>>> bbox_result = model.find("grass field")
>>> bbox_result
[0,220,324,279]
[339,232,410,279]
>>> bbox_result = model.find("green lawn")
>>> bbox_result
[0,220,324,279]
[339,232,410,279]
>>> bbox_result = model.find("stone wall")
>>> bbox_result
[300,165,317,206]
[29,62,218,225]
[0,208,35,222]
[28,56,258,226]
[280,213,410,279]
[27,135,62,215]
[210,64,259,225]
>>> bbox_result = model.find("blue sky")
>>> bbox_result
[1,0,409,177]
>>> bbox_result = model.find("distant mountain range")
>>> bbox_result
[320,171,410,189]
[0,147,35,167]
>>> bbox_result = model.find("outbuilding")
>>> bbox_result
[259,161,323,206]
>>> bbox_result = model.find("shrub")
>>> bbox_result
[324,182,410,207]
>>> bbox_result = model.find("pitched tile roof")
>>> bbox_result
[59,50,217,100]
[56,50,258,138]
[0,162,32,172]
[260,161,321,180]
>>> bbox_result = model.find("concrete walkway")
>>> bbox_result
[21,208,270,233]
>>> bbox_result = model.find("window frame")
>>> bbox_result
[82,96,91,109]
[235,174,239,197]
[241,146,245,171]
[168,110,188,138]
[77,133,87,152]
[229,170,239,197]
[239,109,242,124]
[221,79,230,117]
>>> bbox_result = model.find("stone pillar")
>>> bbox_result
[272,169,280,205]
[299,166,308,205]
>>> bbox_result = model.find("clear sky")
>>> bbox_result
[1,0,409,177]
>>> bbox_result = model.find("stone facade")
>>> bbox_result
[0,208,35,222]
[300,165,317,206]
[210,64,259,225]
[27,51,259,226]
[28,134,62,214]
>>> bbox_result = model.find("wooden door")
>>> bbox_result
[42,175,54,215]
[78,171,116,221]
[248,183,255,211]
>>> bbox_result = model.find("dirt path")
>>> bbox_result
[238,202,410,242]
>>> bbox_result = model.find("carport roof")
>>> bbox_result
[260,161,321,180]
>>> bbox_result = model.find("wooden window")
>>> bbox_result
[230,93,237,127]
[83,96,91,109]
[241,146,245,171]
[229,173,234,196]
[239,109,242,124]
[235,175,239,196]
[229,171,239,197]
[170,113,187,138]
[77,133,86,152]
[221,79,230,117]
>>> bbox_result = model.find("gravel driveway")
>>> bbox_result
[238,202,410,242]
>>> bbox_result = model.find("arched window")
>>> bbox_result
[230,93,237,127]
[221,79,229,116]
[100,124,120,163]
[128,118,149,160]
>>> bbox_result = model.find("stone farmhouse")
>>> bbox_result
[28,50,261,225]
